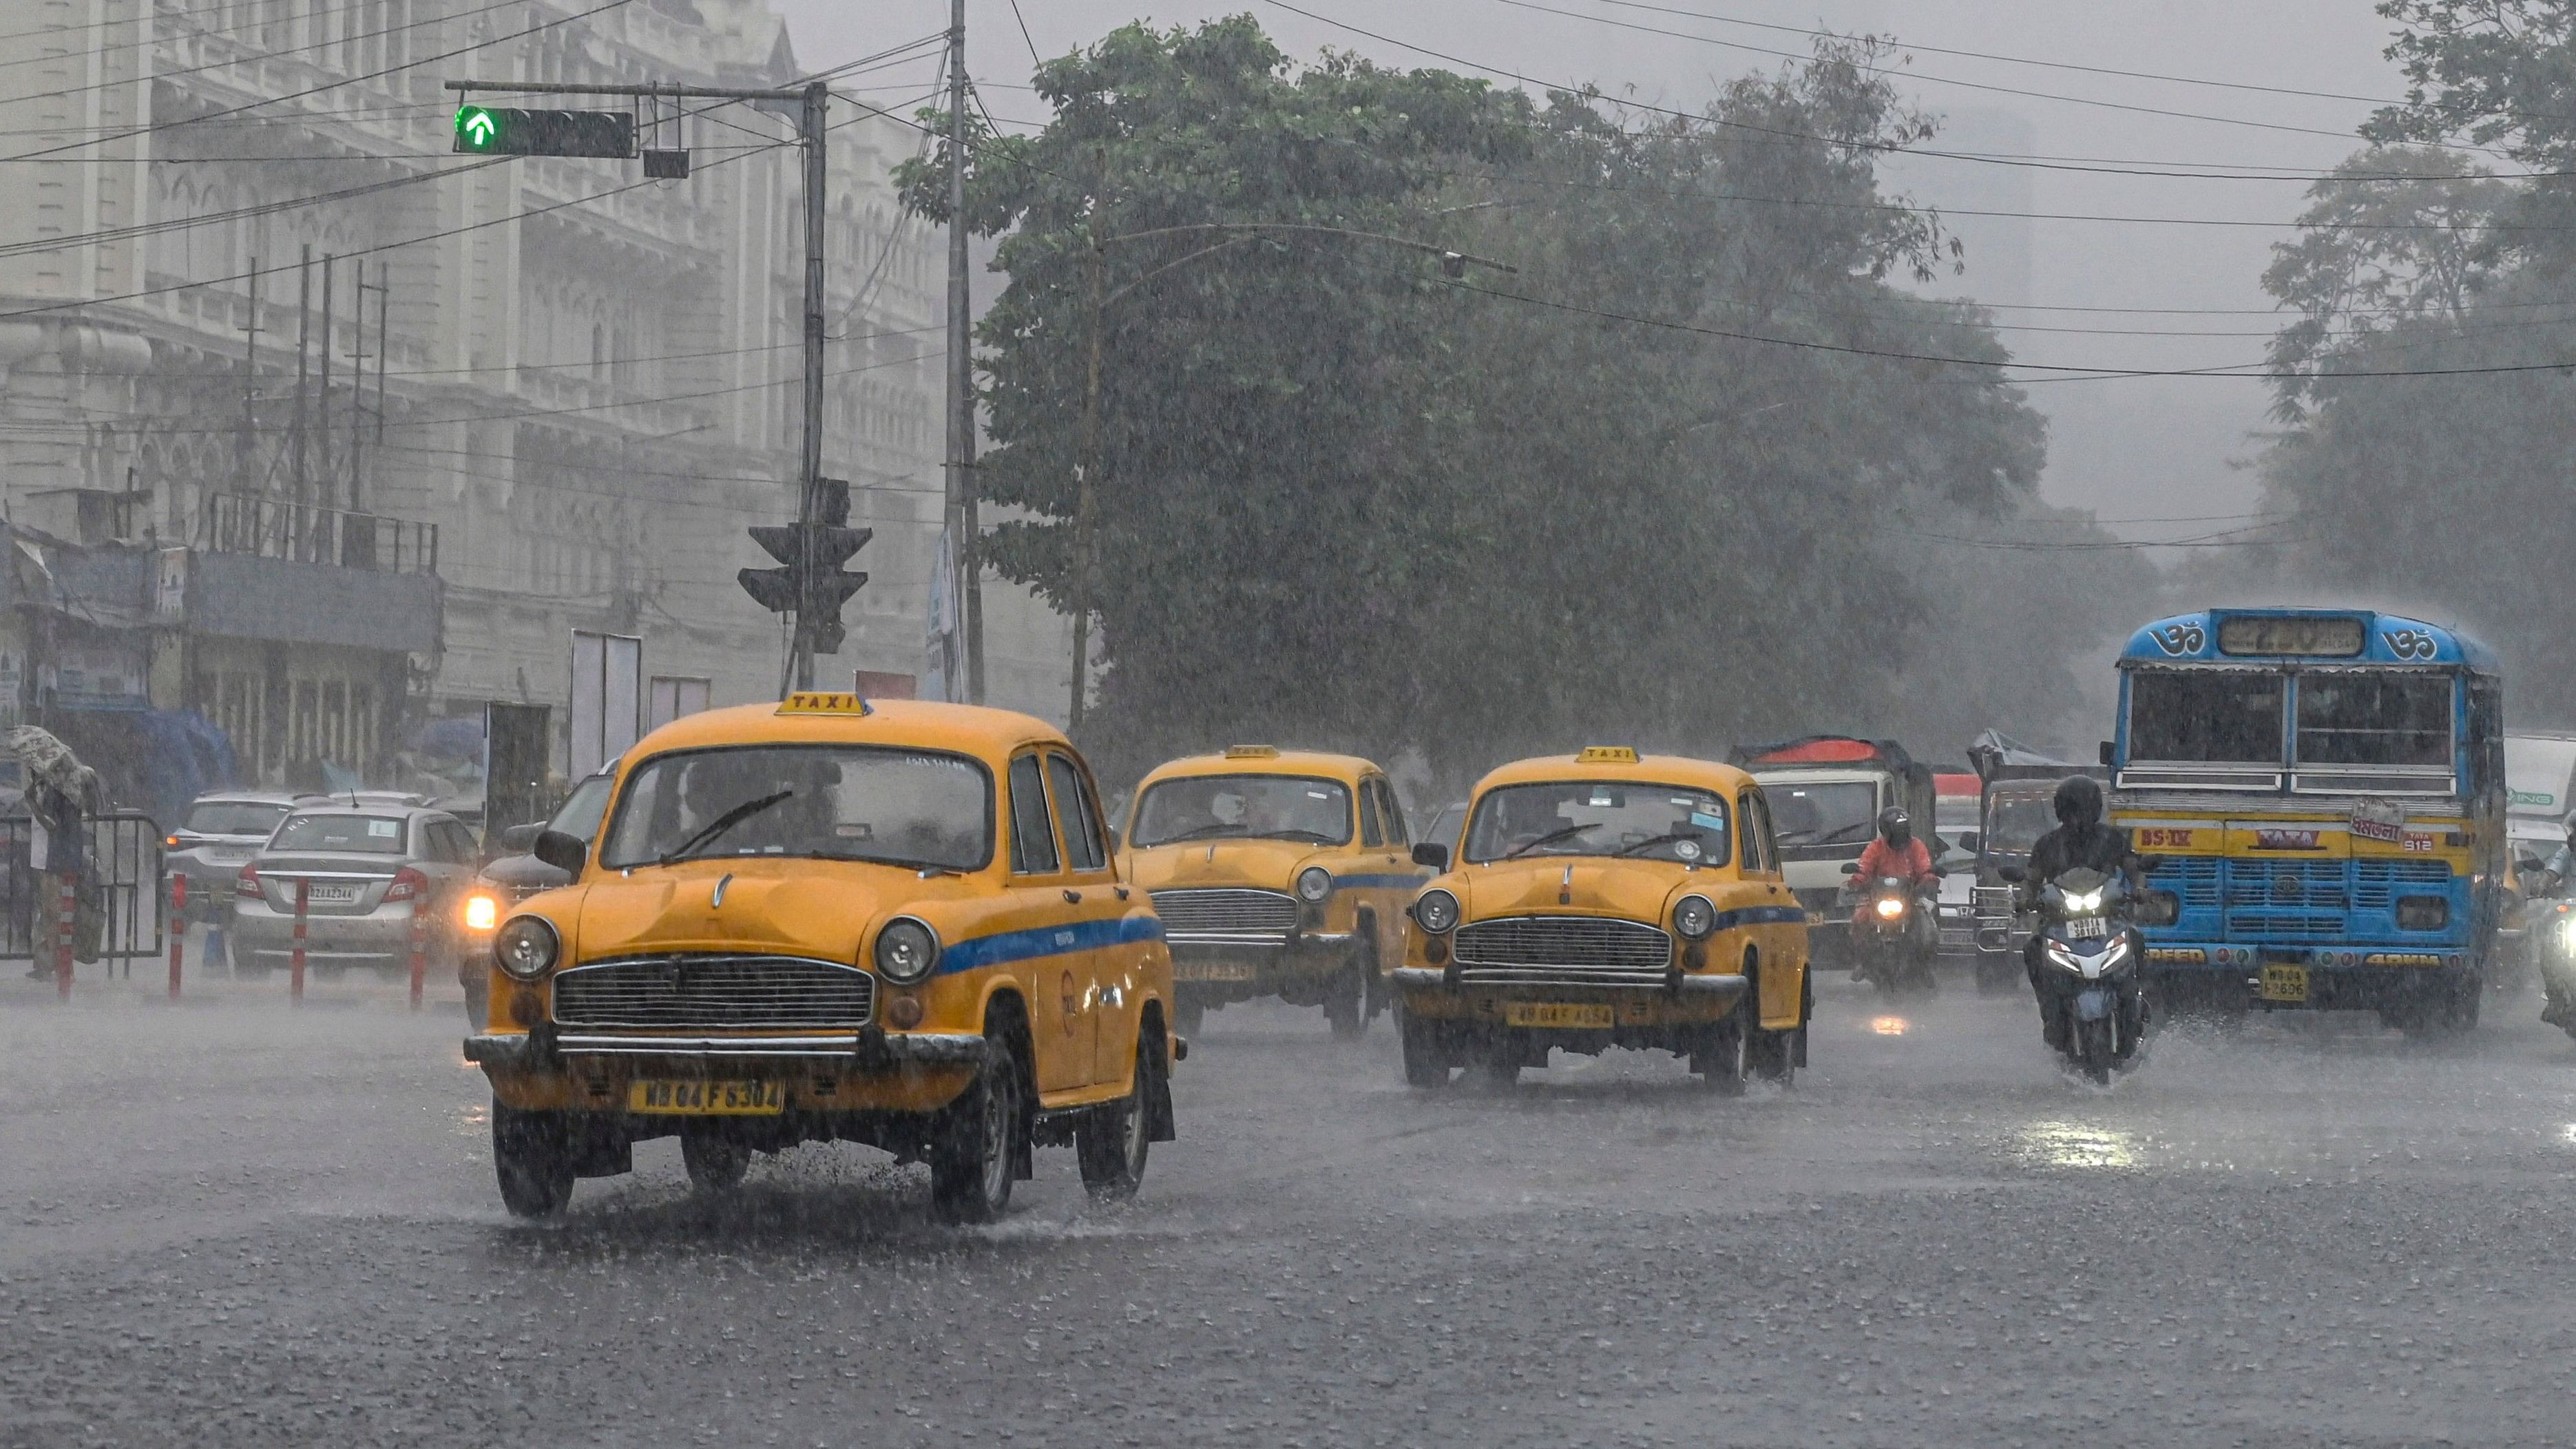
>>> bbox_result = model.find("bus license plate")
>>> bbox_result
[2259,964,2310,1003]
[1505,1002,1614,1030]
[627,1079,786,1115]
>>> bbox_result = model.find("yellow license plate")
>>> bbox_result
[1175,961,1257,982]
[2259,964,2310,1003]
[627,1078,786,1115]
[1505,1002,1615,1030]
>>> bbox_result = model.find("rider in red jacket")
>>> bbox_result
[1850,807,1936,922]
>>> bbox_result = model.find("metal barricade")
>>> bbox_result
[0,811,164,969]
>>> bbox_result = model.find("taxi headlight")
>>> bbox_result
[1673,895,1717,940]
[493,917,558,981]
[1297,867,1333,903]
[463,892,500,933]
[1874,896,1905,919]
[1414,888,1460,935]
[873,917,941,986]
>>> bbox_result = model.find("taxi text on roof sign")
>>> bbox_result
[777,691,870,716]
[1224,744,1281,759]
[1577,746,1640,764]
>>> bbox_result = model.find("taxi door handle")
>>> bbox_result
[1063,889,1082,904]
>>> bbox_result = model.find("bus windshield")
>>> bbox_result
[2294,672,2452,767]
[2128,670,2282,764]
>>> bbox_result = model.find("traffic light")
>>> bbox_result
[740,479,870,655]
[452,105,636,158]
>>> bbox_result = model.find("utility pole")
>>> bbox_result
[239,257,260,495]
[945,0,985,704]
[792,78,828,691]
[292,244,311,505]
[317,253,335,514]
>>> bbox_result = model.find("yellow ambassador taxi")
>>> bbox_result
[1118,747,1429,1039]
[461,694,1177,1224]
[1393,748,1811,1091]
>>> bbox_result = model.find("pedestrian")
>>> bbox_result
[6,727,105,979]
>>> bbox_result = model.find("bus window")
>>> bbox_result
[2294,674,2452,768]
[2128,670,2282,764]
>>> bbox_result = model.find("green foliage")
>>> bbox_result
[908,18,2122,788]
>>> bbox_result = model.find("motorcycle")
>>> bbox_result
[2522,853,2576,1036]
[2000,863,2146,1084]
[1841,862,1939,994]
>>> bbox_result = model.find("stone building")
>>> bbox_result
[0,0,1069,820]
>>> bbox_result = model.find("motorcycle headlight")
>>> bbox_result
[2043,940,2084,974]
[2100,935,2132,967]
[1297,866,1334,903]
[2065,890,2102,914]
[1414,888,1460,935]
[493,916,559,981]
[1874,897,1905,919]
[2557,917,2576,952]
[873,917,941,986]
[1673,895,1716,940]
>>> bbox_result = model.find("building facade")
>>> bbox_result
[0,0,1070,820]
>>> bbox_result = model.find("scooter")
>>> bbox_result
[1843,863,1938,994]
[2521,854,2576,1037]
[2000,863,2146,1084]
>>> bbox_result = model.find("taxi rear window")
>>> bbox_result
[600,744,994,871]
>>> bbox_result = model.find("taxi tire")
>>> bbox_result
[1399,1010,1450,1088]
[492,1099,575,1218]
[930,1026,1025,1225]
[1324,960,1368,1041]
[1692,1014,1748,1095]
[681,1132,751,1193]
[463,973,490,1032]
[1076,1034,1156,1200]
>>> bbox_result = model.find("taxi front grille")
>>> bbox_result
[1149,888,1298,944]
[551,954,875,1030]
[1454,915,1673,986]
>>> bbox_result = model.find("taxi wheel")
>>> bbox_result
[1692,1016,1748,1095]
[1324,962,1368,1040]
[1400,1010,1450,1088]
[931,1028,1025,1225]
[492,1100,574,1219]
[681,1132,751,1193]
[463,974,490,1031]
[1077,1035,1157,1200]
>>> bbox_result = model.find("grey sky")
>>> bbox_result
[777,1,2416,540]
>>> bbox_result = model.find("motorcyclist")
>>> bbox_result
[2535,811,2576,893]
[1853,806,1937,894]
[2019,775,2142,1047]
[2535,813,2576,1028]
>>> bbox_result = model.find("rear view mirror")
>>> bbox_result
[532,829,588,875]
[1960,831,1981,855]
[2099,740,2115,767]
[2520,853,2546,874]
[1411,842,1450,871]
[1839,861,1863,876]
[498,822,542,853]
[1997,864,2028,884]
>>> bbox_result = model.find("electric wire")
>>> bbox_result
[3,0,530,107]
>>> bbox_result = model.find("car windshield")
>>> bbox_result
[184,800,290,837]
[1129,774,1352,847]
[1463,780,1732,865]
[2128,669,2283,764]
[1984,791,2057,856]
[598,744,993,871]
[1767,781,1878,846]
[271,813,409,854]
[549,773,616,842]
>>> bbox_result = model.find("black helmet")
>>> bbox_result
[2053,774,2104,828]
[1876,806,1912,845]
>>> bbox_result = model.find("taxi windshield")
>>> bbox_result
[1463,780,1731,866]
[1130,774,1352,848]
[599,745,994,871]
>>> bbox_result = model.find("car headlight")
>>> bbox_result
[1673,895,1716,940]
[1297,867,1333,903]
[873,917,941,986]
[463,891,500,933]
[492,917,559,981]
[1874,897,1905,919]
[1414,888,1460,935]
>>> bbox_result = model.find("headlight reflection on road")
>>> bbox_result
[1870,1015,1909,1036]
[2018,1122,2141,1169]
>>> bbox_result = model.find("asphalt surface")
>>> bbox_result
[8,965,2576,1448]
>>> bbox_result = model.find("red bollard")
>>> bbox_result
[406,904,428,1012]
[289,877,308,1005]
[54,873,74,1001]
[167,874,187,1000]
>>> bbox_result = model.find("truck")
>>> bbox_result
[1734,736,1935,970]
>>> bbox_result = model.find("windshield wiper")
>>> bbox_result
[657,789,794,867]
[1810,820,1877,845]
[1253,828,1338,842]
[1503,823,1598,859]
[1613,830,1704,858]
[1153,822,1248,844]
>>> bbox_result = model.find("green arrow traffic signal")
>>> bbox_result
[456,105,499,151]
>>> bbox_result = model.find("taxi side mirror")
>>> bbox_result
[1997,864,2028,884]
[1411,842,1449,870]
[498,822,543,853]
[532,829,588,875]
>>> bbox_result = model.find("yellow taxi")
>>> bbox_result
[461,693,1177,1223]
[1392,747,1810,1090]
[1118,746,1428,1038]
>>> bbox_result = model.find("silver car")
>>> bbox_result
[164,792,311,927]
[229,804,481,980]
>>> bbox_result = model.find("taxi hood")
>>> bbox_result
[566,858,912,963]
[1121,837,1323,893]
[1453,856,1710,926]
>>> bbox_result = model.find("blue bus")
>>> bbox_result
[2104,608,2504,1030]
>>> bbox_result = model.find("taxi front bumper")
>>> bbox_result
[465,1028,989,1115]
[1390,966,1748,1023]
[1169,932,1361,1003]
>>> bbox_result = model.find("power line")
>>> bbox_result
[4,0,527,107]
[0,0,248,49]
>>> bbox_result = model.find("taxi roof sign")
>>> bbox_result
[1224,744,1281,759]
[1577,746,1640,764]
[778,691,870,716]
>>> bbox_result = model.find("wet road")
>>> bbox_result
[8,970,2576,1447]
